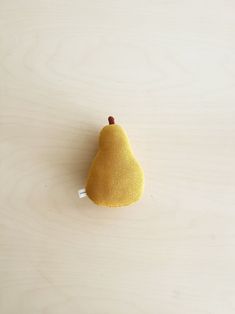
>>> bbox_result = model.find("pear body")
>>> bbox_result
[86,124,144,207]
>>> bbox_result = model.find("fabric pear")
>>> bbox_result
[86,117,144,207]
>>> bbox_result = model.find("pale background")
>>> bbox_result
[1,0,235,313]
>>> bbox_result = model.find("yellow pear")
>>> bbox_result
[86,116,144,207]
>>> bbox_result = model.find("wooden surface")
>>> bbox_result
[1,0,235,313]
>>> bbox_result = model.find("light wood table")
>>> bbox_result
[1,1,235,313]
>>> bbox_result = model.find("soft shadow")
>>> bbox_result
[67,123,100,188]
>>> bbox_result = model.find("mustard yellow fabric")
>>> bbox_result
[86,124,144,207]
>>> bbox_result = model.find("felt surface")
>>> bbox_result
[86,124,144,207]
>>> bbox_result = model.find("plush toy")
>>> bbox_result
[84,116,144,207]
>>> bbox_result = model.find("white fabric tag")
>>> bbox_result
[78,188,87,198]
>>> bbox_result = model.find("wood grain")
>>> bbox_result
[0,0,235,313]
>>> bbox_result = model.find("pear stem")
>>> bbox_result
[108,116,115,125]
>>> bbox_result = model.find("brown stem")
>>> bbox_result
[108,116,115,125]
